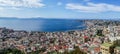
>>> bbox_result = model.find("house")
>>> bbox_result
[114,46,120,54]
[100,43,113,54]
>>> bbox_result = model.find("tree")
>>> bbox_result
[113,40,120,46]
[0,48,25,54]
[109,45,115,54]
[110,40,120,54]
[96,30,104,36]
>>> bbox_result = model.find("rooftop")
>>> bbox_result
[101,43,112,47]
[115,46,120,50]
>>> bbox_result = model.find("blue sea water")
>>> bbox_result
[0,18,86,32]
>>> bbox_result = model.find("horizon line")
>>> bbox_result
[0,17,120,20]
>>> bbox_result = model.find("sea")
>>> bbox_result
[0,18,86,32]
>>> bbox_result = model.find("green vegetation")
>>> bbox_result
[29,50,42,54]
[0,48,24,54]
[96,30,104,36]
[109,45,115,54]
[109,40,120,54]
[0,46,87,54]
[113,40,120,46]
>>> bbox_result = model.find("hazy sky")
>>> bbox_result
[0,0,120,19]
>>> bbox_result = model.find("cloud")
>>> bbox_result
[57,2,62,6]
[9,7,21,10]
[0,0,45,8]
[66,2,120,13]
[0,7,3,9]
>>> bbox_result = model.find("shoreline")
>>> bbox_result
[0,19,120,54]
[0,26,87,33]
[0,20,87,32]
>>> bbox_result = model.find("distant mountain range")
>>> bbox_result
[0,17,120,21]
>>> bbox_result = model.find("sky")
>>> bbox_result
[0,0,120,19]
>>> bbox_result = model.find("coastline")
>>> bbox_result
[0,18,85,32]
[0,19,120,54]
[0,26,87,33]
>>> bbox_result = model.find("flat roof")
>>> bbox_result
[115,46,120,50]
[101,43,112,47]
